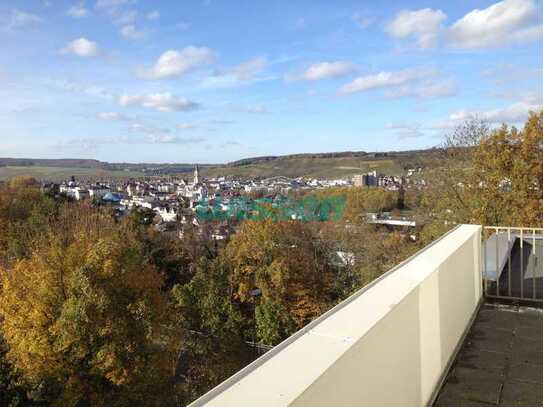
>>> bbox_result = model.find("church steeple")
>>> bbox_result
[194,164,200,185]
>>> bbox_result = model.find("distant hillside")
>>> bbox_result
[227,151,372,167]
[0,159,213,181]
[205,149,438,179]
[0,158,209,173]
[0,158,103,168]
[0,148,438,181]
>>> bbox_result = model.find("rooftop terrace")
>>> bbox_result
[436,303,543,406]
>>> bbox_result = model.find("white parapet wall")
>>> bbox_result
[190,224,482,407]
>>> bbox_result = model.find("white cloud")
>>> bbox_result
[449,0,543,48]
[142,47,216,80]
[386,0,543,50]
[147,10,160,20]
[60,38,99,57]
[386,8,446,49]
[417,80,457,99]
[4,9,42,31]
[229,57,267,81]
[96,111,132,121]
[201,57,270,88]
[118,93,199,112]
[449,99,543,124]
[67,2,89,18]
[295,61,355,81]
[339,68,428,94]
[385,79,457,100]
[482,64,543,85]
[95,0,129,10]
[120,25,145,40]
[338,68,454,100]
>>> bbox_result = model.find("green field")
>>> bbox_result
[0,166,144,182]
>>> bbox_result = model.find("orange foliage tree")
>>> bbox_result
[224,219,333,344]
[0,220,180,405]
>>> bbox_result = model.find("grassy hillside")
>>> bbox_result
[201,156,402,179]
[201,149,436,179]
[0,166,144,182]
[0,149,437,181]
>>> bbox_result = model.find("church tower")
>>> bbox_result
[193,164,200,185]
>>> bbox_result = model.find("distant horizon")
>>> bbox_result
[0,146,437,166]
[2,0,543,162]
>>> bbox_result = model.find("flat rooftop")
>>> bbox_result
[435,303,543,406]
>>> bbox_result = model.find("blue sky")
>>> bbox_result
[1,0,543,163]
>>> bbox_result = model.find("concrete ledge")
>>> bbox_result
[190,225,482,407]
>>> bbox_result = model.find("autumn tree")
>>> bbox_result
[0,219,180,406]
[417,118,490,242]
[0,177,57,265]
[317,218,418,298]
[474,111,543,227]
[224,219,333,344]
[310,187,397,224]
[171,257,250,404]
[419,110,543,243]
[0,335,38,407]
[139,228,195,290]
[346,187,397,219]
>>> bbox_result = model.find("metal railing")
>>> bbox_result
[482,226,543,303]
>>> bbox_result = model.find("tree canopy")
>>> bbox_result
[419,111,543,243]
[0,220,179,406]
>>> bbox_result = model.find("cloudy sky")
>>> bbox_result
[1,0,543,163]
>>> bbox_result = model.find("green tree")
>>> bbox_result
[255,301,295,346]
[171,257,249,404]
